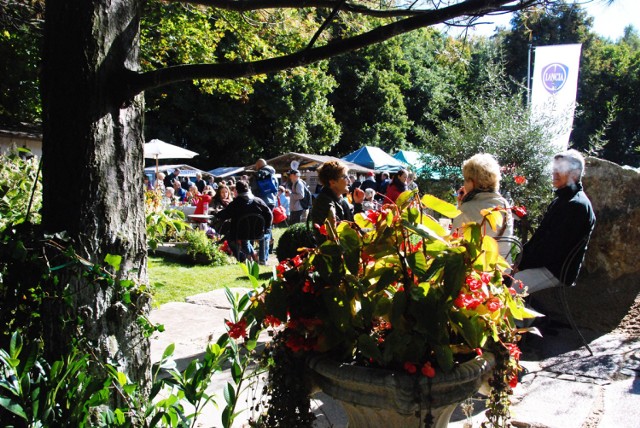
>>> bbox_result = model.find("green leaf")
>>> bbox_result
[104,254,122,271]
[231,361,242,383]
[442,253,465,299]
[450,311,483,348]
[407,251,428,279]
[395,189,416,210]
[337,223,361,276]
[402,220,447,245]
[162,343,176,360]
[9,331,22,360]
[434,345,454,372]
[223,382,236,405]
[0,396,27,420]
[421,194,461,218]
[116,371,128,386]
[357,334,383,361]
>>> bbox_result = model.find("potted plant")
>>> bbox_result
[229,190,535,427]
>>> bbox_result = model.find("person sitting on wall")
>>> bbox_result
[513,149,596,294]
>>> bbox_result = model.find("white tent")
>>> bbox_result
[144,139,198,172]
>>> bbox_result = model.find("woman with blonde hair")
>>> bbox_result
[452,153,513,257]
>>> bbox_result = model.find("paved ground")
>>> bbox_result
[150,288,640,427]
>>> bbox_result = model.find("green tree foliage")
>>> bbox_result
[142,1,341,165]
[144,67,340,168]
[501,1,595,84]
[422,60,555,221]
[576,30,640,165]
[0,149,41,230]
[0,0,43,125]
[401,30,469,143]
[328,39,412,155]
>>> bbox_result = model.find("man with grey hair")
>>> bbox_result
[514,149,596,294]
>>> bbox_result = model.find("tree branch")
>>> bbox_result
[306,0,347,51]
[177,0,474,18]
[124,0,542,100]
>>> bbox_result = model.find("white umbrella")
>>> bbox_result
[144,139,199,172]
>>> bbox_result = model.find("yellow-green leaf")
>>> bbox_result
[421,194,461,218]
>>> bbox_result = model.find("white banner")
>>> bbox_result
[530,44,582,151]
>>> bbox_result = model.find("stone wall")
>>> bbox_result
[533,157,640,333]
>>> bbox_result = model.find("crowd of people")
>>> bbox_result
[147,149,595,298]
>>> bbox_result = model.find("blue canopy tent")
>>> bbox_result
[341,146,405,172]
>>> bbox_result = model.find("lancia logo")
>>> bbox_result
[541,63,569,94]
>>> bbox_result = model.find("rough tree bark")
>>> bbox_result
[41,0,149,386]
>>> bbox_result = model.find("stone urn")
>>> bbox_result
[308,353,495,428]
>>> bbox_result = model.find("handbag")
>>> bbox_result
[272,201,287,225]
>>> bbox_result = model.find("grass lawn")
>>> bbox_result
[149,227,286,307]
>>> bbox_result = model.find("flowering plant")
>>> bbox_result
[234,191,536,426]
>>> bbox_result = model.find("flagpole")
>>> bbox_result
[527,43,533,108]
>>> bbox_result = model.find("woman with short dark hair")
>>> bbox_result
[310,161,365,229]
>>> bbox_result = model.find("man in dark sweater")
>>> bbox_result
[216,180,273,263]
[514,149,596,294]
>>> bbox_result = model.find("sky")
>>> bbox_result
[446,0,640,40]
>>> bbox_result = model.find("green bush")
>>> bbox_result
[0,148,41,231]
[275,222,316,262]
[184,229,232,265]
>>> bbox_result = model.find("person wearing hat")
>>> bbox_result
[360,171,377,194]
[285,169,307,224]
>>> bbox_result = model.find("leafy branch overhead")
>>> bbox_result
[127,0,544,98]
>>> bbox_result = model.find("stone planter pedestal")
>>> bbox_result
[309,353,495,428]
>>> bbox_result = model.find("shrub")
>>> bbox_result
[145,190,189,250]
[0,148,41,231]
[184,229,232,265]
[275,222,316,262]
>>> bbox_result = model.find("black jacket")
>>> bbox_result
[216,194,273,240]
[310,187,362,226]
[519,183,596,285]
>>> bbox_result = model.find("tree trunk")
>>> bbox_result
[41,0,149,387]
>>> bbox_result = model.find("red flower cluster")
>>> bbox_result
[404,361,417,374]
[454,291,486,310]
[264,314,281,327]
[285,335,317,352]
[421,361,436,378]
[219,240,232,255]
[314,223,327,236]
[365,210,379,224]
[403,361,436,378]
[302,279,314,293]
[226,319,247,339]
[454,272,495,310]
[506,343,522,361]
[514,175,527,185]
[486,297,503,312]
